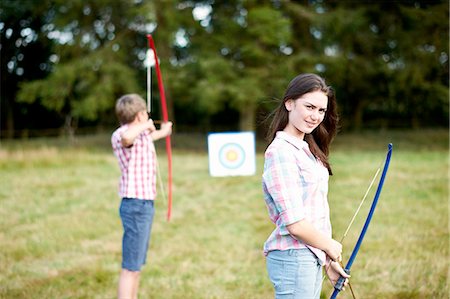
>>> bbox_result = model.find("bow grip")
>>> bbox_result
[334,269,350,291]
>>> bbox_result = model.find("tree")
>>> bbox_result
[178,0,293,132]
[3,0,448,137]
[312,1,449,129]
[14,0,154,136]
[0,0,54,138]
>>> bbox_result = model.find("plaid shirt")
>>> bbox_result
[262,131,331,265]
[111,125,157,200]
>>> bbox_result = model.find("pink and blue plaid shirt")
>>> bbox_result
[262,131,332,265]
[111,125,157,200]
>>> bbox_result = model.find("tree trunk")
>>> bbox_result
[5,99,15,139]
[64,114,77,141]
[352,100,365,131]
[239,106,256,132]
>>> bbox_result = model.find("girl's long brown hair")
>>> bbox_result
[266,73,339,174]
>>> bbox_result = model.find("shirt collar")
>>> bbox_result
[275,131,308,150]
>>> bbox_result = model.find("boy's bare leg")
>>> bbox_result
[118,269,140,299]
[133,273,141,299]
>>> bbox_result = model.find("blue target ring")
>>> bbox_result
[218,143,246,169]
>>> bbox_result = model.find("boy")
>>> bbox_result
[111,94,172,299]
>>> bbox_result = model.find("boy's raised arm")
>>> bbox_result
[121,119,156,147]
[150,121,173,141]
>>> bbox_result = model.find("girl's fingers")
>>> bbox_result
[339,269,350,278]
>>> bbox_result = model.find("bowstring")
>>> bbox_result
[339,167,381,244]
[155,149,168,204]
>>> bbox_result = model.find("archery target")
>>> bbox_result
[208,132,256,177]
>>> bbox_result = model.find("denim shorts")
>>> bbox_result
[266,248,323,299]
[119,198,155,271]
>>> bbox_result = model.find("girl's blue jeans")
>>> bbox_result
[266,248,323,299]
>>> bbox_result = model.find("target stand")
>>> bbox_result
[207,132,256,177]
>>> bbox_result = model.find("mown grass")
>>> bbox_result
[0,129,448,299]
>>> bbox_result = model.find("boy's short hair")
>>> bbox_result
[115,94,146,125]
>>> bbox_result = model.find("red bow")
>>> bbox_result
[147,34,173,221]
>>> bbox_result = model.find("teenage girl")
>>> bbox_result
[262,73,349,299]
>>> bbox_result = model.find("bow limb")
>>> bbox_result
[330,143,393,299]
[147,34,173,222]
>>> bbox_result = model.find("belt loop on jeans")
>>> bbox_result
[288,249,299,257]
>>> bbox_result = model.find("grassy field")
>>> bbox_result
[0,129,448,299]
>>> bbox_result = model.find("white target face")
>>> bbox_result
[208,132,256,177]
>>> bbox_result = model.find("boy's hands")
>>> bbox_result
[160,121,173,137]
[150,121,173,141]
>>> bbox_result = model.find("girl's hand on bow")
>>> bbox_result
[326,260,351,290]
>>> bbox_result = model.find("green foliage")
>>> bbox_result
[17,46,139,121]
[314,2,449,129]
[2,1,449,136]
[181,2,293,130]
[10,0,151,129]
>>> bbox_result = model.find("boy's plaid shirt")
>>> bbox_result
[262,131,332,265]
[112,125,157,200]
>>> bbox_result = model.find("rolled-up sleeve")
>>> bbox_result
[263,147,306,226]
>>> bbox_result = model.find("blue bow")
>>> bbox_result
[330,143,393,299]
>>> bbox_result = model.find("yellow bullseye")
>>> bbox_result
[226,150,238,161]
